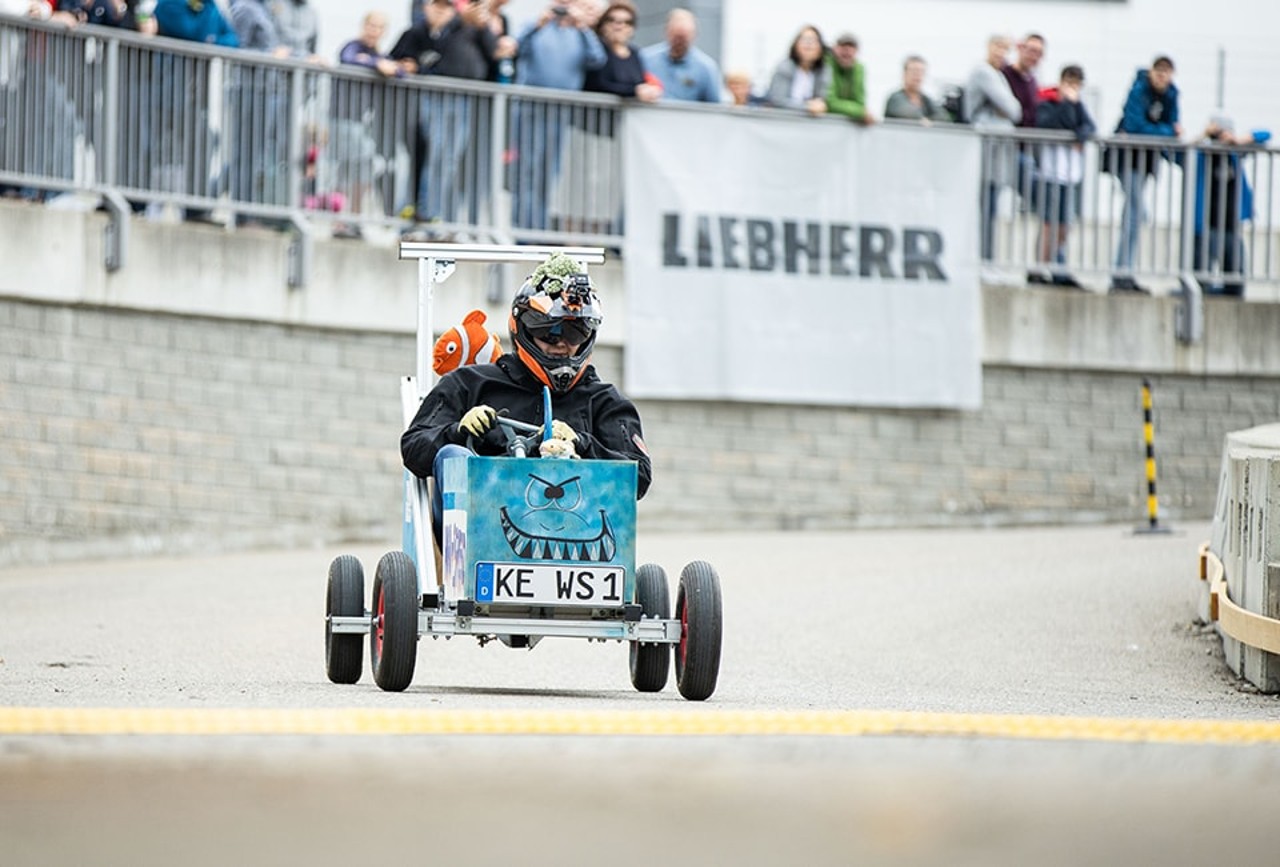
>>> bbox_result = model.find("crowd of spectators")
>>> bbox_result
[3,1,1272,296]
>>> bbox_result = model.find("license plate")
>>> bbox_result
[475,562,625,607]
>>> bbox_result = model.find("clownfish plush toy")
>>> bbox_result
[433,309,503,375]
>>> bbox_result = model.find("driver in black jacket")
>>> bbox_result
[401,255,651,540]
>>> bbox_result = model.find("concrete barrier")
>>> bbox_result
[1199,424,1280,691]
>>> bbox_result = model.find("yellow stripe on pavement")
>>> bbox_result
[2,707,1280,745]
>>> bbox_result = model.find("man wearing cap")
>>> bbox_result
[825,33,874,124]
[641,7,722,102]
[1107,55,1181,294]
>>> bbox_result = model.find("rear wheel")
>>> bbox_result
[325,555,364,684]
[371,551,419,692]
[675,560,722,701]
[629,563,670,692]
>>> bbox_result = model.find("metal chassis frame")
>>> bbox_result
[329,613,681,644]
[391,242,681,646]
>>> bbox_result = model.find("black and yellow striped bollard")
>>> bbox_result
[1134,378,1172,535]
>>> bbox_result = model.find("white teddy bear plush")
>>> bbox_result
[539,438,579,460]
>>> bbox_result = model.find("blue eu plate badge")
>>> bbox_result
[475,562,495,602]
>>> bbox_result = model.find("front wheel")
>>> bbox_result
[675,560,722,701]
[325,555,364,684]
[371,551,419,692]
[629,563,670,692]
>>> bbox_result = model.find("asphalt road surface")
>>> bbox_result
[3,521,1280,866]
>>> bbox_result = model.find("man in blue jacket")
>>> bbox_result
[154,0,239,45]
[1108,56,1180,294]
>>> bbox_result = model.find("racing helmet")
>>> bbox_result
[508,258,603,393]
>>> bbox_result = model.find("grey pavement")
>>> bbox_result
[2,522,1280,866]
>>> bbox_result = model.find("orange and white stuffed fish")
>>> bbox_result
[433,309,503,375]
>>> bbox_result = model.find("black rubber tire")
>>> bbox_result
[629,563,671,692]
[675,560,723,701]
[371,551,419,692]
[325,555,365,684]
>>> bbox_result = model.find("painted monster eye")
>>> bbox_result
[526,474,583,511]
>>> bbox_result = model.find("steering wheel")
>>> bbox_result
[466,387,556,457]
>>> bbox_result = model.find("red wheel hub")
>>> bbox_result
[375,587,386,657]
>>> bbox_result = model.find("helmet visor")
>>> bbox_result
[524,318,595,346]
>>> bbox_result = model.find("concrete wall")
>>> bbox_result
[1204,425,1280,691]
[2,201,1280,564]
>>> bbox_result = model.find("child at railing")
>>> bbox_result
[1029,65,1095,290]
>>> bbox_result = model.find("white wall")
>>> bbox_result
[722,0,1280,138]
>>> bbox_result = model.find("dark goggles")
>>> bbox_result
[526,318,594,346]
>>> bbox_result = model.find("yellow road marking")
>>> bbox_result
[2,708,1279,744]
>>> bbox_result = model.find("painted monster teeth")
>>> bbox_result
[499,508,616,562]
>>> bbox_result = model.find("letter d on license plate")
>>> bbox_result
[475,562,625,607]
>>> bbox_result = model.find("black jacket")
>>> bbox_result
[389,17,495,81]
[401,354,652,498]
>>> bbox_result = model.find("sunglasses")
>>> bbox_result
[605,16,635,25]
[527,319,594,346]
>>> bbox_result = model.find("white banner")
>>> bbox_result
[624,109,981,409]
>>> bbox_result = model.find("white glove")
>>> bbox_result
[550,419,578,442]
[459,405,497,437]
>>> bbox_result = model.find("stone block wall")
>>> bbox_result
[4,296,1279,564]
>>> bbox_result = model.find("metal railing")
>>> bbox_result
[0,15,627,248]
[976,126,1279,293]
[4,14,1279,297]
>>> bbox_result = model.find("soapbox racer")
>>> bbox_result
[323,244,723,700]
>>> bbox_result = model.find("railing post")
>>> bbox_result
[101,37,119,188]
[287,65,306,211]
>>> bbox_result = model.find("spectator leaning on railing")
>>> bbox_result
[724,69,764,108]
[1104,55,1180,295]
[765,25,829,116]
[1192,115,1260,299]
[225,0,293,230]
[1029,64,1095,290]
[824,32,873,124]
[582,0,657,234]
[883,55,948,123]
[268,0,323,65]
[229,0,285,55]
[583,1,660,104]
[964,34,1020,262]
[154,0,236,45]
[1001,32,1044,210]
[508,0,606,232]
[641,7,721,103]
[391,0,497,234]
[152,0,238,223]
[1001,33,1043,130]
[483,0,517,83]
[324,10,403,238]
